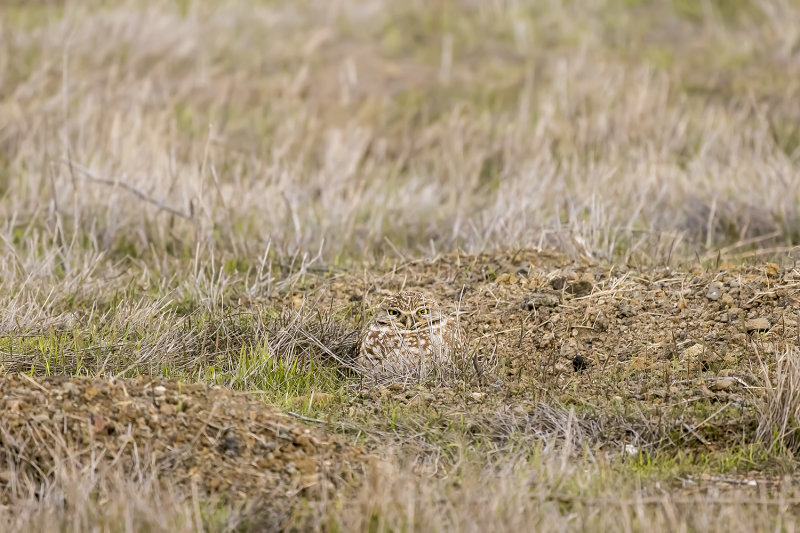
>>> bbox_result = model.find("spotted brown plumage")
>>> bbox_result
[356,291,466,384]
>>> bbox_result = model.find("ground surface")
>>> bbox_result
[4,251,800,530]
[289,251,800,462]
[0,375,366,529]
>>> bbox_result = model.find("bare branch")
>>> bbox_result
[62,158,192,219]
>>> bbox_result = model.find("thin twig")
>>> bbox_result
[63,159,192,219]
[19,373,49,393]
[287,411,326,424]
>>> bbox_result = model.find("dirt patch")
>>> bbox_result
[281,251,800,449]
[314,252,798,372]
[0,376,368,527]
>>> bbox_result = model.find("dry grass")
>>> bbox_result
[3,0,800,530]
[756,346,800,457]
[0,464,233,533]
[310,402,799,532]
[322,449,800,533]
[2,0,800,266]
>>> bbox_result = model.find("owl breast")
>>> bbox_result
[357,319,461,383]
[355,290,467,384]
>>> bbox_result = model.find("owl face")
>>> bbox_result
[373,291,443,331]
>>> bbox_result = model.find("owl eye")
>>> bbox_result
[387,309,400,317]
[417,308,430,316]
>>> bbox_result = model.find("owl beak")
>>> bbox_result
[403,315,413,329]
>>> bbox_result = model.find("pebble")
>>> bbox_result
[522,292,561,309]
[706,282,723,301]
[681,343,705,361]
[709,378,736,392]
[745,317,770,332]
[765,263,779,278]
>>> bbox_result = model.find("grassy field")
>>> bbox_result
[2,0,800,531]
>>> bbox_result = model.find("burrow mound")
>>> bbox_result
[310,253,799,410]
[0,376,368,523]
[316,252,800,376]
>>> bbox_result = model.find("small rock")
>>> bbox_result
[681,343,705,361]
[765,263,779,278]
[720,294,735,308]
[709,378,736,392]
[537,332,555,347]
[522,292,561,310]
[561,340,579,358]
[496,273,517,285]
[706,282,723,301]
[745,317,770,332]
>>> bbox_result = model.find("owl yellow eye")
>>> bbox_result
[387,309,400,317]
[417,308,429,316]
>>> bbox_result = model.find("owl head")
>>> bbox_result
[373,291,444,331]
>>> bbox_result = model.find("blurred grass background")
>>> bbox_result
[2,0,799,268]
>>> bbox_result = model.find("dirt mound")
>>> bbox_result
[303,252,800,447]
[321,253,799,380]
[0,376,367,525]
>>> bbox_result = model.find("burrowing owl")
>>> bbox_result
[356,291,466,384]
